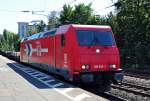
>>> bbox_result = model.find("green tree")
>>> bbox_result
[73,3,93,24]
[37,20,46,32]
[59,4,74,24]
[114,0,150,68]
[0,29,19,51]
[60,3,94,24]
[59,3,113,25]
[27,20,46,36]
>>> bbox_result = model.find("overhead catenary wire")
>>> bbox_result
[0,0,117,15]
[0,9,20,12]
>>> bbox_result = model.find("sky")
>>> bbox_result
[0,0,117,34]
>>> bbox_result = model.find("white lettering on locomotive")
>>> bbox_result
[64,53,68,68]
[94,65,105,68]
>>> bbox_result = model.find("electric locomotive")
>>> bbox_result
[20,24,123,92]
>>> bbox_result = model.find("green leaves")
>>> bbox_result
[114,0,150,68]
[60,3,94,24]
[0,29,19,51]
[73,3,93,24]
[59,4,74,24]
[37,21,46,32]
[28,20,46,36]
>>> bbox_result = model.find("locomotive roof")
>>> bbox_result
[26,28,57,41]
[71,24,111,29]
[55,24,111,35]
[25,24,111,41]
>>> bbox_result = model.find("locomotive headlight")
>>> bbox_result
[96,49,100,53]
[81,65,86,69]
[81,65,90,69]
[109,64,116,68]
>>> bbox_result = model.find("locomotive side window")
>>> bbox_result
[61,34,65,46]
[43,32,50,37]
[43,29,57,38]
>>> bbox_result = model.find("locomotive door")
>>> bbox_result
[55,34,65,70]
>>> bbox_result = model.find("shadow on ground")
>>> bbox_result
[6,62,75,89]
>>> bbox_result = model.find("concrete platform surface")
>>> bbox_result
[0,55,109,101]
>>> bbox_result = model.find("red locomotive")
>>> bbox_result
[20,24,123,92]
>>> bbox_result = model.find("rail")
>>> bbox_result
[111,82,150,98]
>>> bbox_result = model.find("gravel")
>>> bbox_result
[109,75,150,101]
[123,76,150,88]
[110,88,150,101]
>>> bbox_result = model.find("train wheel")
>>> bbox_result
[95,79,111,93]
[73,75,82,87]
[93,74,111,93]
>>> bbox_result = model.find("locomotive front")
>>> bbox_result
[70,25,123,92]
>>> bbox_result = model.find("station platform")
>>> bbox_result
[0,55,108,101]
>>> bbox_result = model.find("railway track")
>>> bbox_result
[102,92,127,101]
[111,82,150,98]
[125,73,150,79]
[83,86,127,101]
[124,70,150,79]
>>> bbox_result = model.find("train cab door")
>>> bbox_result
[55,34,65,71]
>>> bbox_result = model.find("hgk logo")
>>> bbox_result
[24,42,48,56]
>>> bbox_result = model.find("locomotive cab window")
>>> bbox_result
[61,34,65,46]
[76,30,116,46]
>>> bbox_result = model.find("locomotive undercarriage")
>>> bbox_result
[73,71,123,92]
[19,60,123,93]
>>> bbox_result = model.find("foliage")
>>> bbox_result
[27,20,46,36]
[59,5,74,24]
[113,0,150,68]
[59,3,103,25]
[73,3,93,24]
[0,29,20,51]
[27,28,38,36]
[37,20,46,32]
